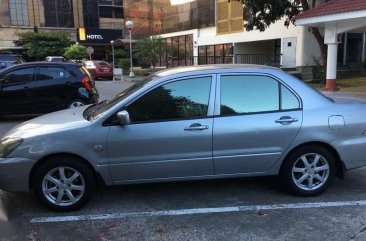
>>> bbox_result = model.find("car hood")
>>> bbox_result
[2,107,90,139]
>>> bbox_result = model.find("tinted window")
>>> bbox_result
[97,61,110,66]
[2,68,34,84]
[281,85,300,110]
[38,67,69,80]
[127,77,212,123]
[221,75,279,115]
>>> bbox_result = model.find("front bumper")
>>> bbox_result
[0,157,35,192]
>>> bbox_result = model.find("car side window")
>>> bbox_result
[38,67,69,80]
[1,68,34,84]
[281,85,300,110]
[127,76,212,123]
[220,75,280,115]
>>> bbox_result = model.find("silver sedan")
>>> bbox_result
[1,65,365,211]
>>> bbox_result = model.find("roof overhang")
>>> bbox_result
[296,10,366,33]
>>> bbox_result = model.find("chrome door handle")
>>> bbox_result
[275,116,298,124]
[184,123,209,131]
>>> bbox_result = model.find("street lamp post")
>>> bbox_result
[125,20,135,78]
[110,40,115,82]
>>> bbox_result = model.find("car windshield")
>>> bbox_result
[83,75,158,120]
[97,61,110,66]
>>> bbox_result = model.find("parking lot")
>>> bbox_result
[1,80,366,241]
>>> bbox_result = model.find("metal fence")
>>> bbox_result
[160,54,280,68]
[235,54,280,67]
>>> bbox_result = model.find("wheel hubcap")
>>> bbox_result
[42,167,85,206]
[292,153,329,191]
[69,102,84,108]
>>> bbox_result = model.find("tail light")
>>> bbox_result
[81,76,93,91]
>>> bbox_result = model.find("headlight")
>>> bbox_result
[0,137,23,158]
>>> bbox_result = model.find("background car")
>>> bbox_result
[45,56,66,62]
[0,62,98,115]
[0,54,26,70]
[83,60,113,79]
[0,61,17,70]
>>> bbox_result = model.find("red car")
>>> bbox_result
[83,60,113,79]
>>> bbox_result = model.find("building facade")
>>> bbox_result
[1,0,365,76]
[0,0,124,60]
[147,0,366,80]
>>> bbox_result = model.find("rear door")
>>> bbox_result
[213,74,302,174]
[32,65,73,112]
[0,66,35,115]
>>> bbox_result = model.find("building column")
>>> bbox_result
[324,43,338,91]
[343,33,348,66]
[323,23,339,91]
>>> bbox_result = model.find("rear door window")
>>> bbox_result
[38,66,70,80]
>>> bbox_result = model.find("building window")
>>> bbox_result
[123,0,215,37]
[159,34,193,68]
[217,0,243,35]
[82,0,99,28]
[198,44,233,65]
[38,0,74,28]
[9,0,29,26]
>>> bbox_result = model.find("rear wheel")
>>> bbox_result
[33,156,96,211]
[67,99,86,108]
[280,146,336,196]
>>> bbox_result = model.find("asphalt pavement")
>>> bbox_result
[2,82,366,240]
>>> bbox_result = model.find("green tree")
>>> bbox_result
[14,31,72,60]
[234,0,327,68]
[64,44,88,61]
[134,37,164,69]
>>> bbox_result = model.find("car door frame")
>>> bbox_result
[212,72,303,175]
[104,73,218,183]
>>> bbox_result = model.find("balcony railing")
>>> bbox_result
[235,54,280,67]
[158,54,280,68]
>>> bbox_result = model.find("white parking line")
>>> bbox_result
[30,200,366,223]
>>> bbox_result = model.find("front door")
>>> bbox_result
[281,37,297,68]
[0,67,35,115]
[213,74,302,174]
[107,75,215,182]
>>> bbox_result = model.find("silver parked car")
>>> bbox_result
[1,65,365,211]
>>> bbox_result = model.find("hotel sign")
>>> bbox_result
[77,28,122,44]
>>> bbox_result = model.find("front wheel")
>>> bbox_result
[280,146,336,196]
[67,99,86,109]
[33,156,96,211]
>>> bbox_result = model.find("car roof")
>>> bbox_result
[155,64,280,77]
[2,62,80,68]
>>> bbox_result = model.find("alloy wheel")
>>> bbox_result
[291,153,330,191]
[69,101,85,108]
[42,167,85,207]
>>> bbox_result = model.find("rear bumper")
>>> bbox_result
[0,157,36,192]
[95,72,113,78]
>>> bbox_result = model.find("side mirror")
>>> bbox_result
[116,110,131,125]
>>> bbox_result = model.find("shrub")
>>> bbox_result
[118,59,130,73]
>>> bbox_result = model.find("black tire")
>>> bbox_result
[33,155,96,211]
[280,145,336,196]
[67,98,87,109]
